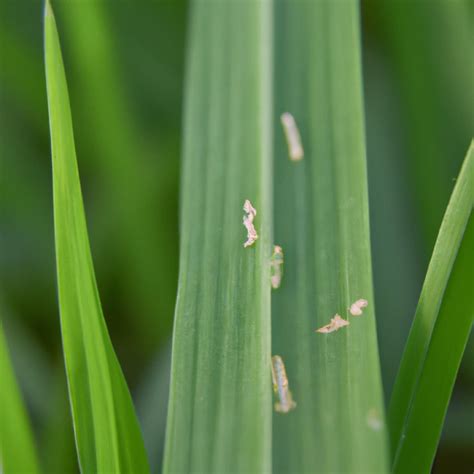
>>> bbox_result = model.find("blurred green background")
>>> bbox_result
[1,0,472,472]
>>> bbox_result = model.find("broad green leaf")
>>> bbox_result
[272,1,389,472]
[0,320,40,474]
[163,0,273,472]
[44,2,149,472]
[389,142,474,473]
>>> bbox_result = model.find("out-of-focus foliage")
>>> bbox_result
[1,0,472,471]
[0,318,40,474]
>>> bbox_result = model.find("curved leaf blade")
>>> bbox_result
[44,2,149,471]
[163,0,273,472]
[389,142,474,473]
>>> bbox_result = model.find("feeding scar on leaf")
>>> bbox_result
[270,245,284,289]
[280,112,304,161]
[349,298,368,316]
[315,314,350,334]
[243,199,258,248]
[315,298,369,335]
[271,355,297,414]
[366,408,383,431]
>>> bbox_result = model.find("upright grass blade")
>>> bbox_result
[163,0,273,472]
[44,2,149,471]
[0,320,40,474]
[389,143,474,473]
[272,1,389,472]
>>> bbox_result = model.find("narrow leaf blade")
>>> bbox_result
[44,2,149,471]
[163,0,273,472]
[389,142,474,473]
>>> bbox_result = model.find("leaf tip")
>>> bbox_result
[44,0,53,19]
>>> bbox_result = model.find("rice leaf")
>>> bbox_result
[272,1,389,471]
[389,142,474,473]
[162,0,273,471]
[44,1,149,471]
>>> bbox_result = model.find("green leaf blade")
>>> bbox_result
[44,2,149,472]
[0,321,41,474]
[389,142,474,473]
[163,1,273,472]
[272,1,389,472]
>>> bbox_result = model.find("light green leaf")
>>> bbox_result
[0,319,41,474]
[272,1,389,472]
[163,0,273,472]
[389,142,474,473]
[44,1,149,471]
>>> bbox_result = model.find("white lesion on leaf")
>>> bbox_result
[314,299,369,335]
[315,314,350,334]
[243,199,258,248]
[366,408,383,431]
[349,298,368,316]
[271,355,297,414]
[280,112,304,161]
[270,245,284,289]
